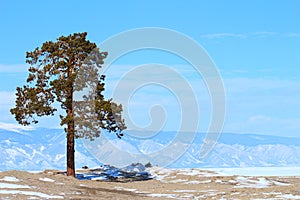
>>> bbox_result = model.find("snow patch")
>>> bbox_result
[0,190,63,199]
[184,180,212,184]
[272,180,290,186]
[0,176,20,182]
[277,194,300,199]
[178,169,202,176]
[114,186,137,192]
[0,182,31,189]
[147,193,178,198]
[169,179,187,183]
[174,189,197,193]
[234,177,271,188]
[90,177,107,181]
[39,177,55,182]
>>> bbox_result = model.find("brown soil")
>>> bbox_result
[0,168,299,199]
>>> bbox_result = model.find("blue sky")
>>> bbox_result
[0,0,300,137]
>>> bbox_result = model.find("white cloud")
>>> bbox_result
[247,115,272,123]
[222,77,300,137]
[1,62,299,137]
[0,92,17,123]
[200,33,246,39]
[232,69,249,74]
[286,33,300,37]
[224,116,300,137]
[0,64,29,73]
[0,90,62,129]
[0,91,15,105]
[102,64,300,136]
[200,31,299,39]
[224,77,300,93]
[103,64,209,101]
[250,31,277,38]
[0,122,35,133]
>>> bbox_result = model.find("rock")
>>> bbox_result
[121,163,145,173]
[76,163,152,182]
[145,162,152,168]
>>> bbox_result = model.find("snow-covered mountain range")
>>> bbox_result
[0,128,99,171]
[0,128,300,171]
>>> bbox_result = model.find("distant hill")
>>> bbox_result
[0,128,99,171]
[175,132,300,168]
[0,128,300,171]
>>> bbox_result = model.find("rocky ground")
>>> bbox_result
[0,167,299,199]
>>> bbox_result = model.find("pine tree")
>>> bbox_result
[10,32,126,176]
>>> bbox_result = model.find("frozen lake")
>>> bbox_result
[206,166,300,176]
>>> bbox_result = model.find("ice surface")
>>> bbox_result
[209,167,300,176]
[177,169,202,176]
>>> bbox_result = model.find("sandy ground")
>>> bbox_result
[0,167,299,199]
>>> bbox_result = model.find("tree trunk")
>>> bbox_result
[66,60,76,177]
[66,99,75,176]
[66,123,75,176]
[66,74,75,176]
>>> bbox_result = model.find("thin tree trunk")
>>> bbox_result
[66,121,75,176]
[66,69,75,176]
[66,99,75,176]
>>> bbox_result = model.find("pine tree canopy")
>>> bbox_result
[10,32,126,176]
